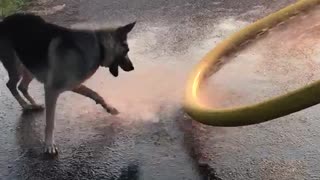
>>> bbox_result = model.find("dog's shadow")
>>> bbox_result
[15,111,44,154]
[11,111,140,180]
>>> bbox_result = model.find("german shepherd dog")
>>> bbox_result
[0,13,136,155]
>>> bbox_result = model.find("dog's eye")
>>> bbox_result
[121,42,129,53]
[123,43,128,48]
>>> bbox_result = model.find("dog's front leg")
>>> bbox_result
[44,87,59,155]
[72,85,119,115]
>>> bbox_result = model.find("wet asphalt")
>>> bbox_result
[3,0,320,179]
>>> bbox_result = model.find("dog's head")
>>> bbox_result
[99,22,136,77]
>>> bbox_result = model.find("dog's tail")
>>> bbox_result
[0,20,6,39]
[0,20,3,35]
[0,19,11,43]
[0,20,11,63]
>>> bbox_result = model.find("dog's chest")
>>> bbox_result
[82,65,99,82]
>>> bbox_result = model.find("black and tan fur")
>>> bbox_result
[0,13,136,155]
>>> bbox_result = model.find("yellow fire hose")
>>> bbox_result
[184,0,320,127]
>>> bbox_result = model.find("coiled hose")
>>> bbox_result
[184,0,320,126]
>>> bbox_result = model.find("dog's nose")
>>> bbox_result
[124,65,134,71]
[130,65,134,71]
[119,58,134,72]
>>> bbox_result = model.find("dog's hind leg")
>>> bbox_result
[72,85,119,115]
[0,40,36,112]
[1,58,30,111]
[18,67,44,111]
[5,69,29,109]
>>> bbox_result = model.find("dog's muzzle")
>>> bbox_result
[109,56,134,77]
[119,57,134,72]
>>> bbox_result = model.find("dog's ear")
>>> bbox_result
[117,21,136,36]
[109,61,119,77]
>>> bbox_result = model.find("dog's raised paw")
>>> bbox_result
[44,144,59,155]
[107,107,119,115]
